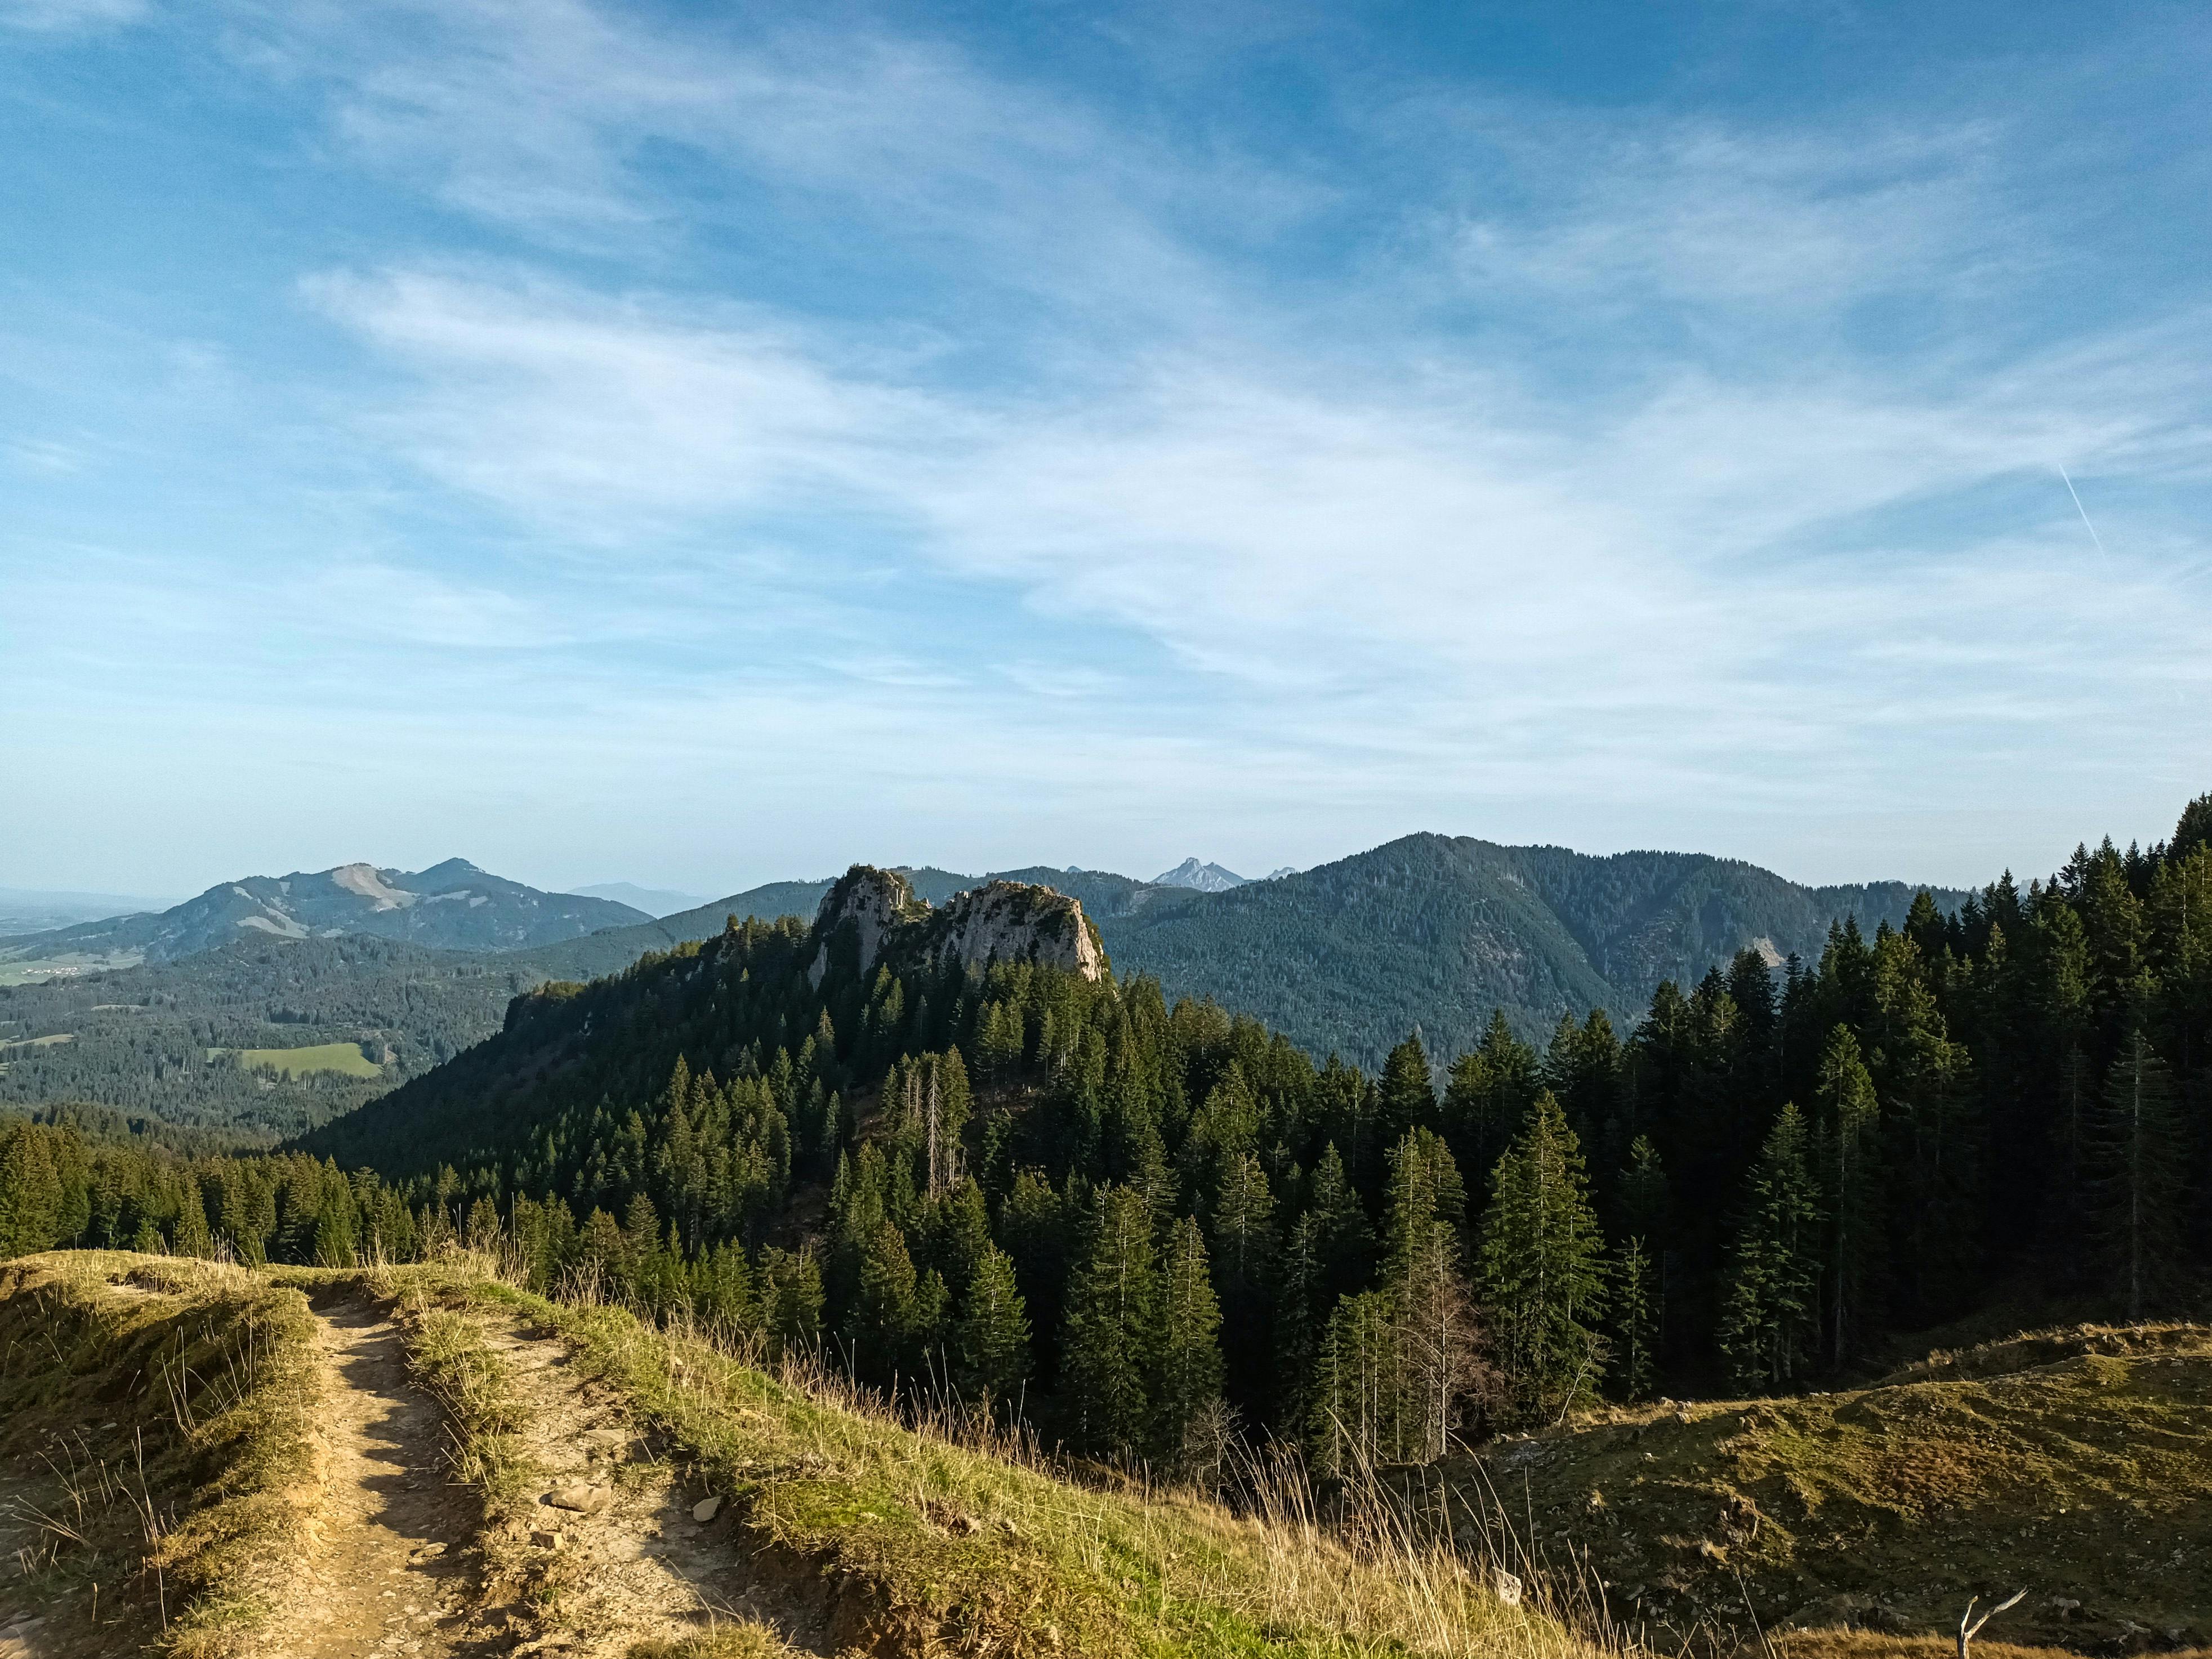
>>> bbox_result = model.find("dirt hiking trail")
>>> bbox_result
[284,1299,502,1659]
[277,1293,816,1659]
[471,1313,824,1658]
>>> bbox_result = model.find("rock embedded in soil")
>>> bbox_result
[547,1484,613,1514]
[693,1496,721,1522]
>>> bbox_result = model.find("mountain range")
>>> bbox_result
[465,835,1968,1064]
[0,833,1966,1131]
[0,860,648,971]
[0,886,181,937]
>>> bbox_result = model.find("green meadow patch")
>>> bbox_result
[210,1041,382,1078]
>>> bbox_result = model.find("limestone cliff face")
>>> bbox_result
[810,865,926,978]
[810,864,1104,984]
[924,880,1105,980]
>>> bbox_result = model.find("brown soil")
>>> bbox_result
[471,1315,821,1658]
[270,1299,508,1659]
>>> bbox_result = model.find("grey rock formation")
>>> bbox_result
[809,865,1104,984]
[926,880,1105,980]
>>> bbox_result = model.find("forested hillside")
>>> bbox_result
[0,936,539,1135]
[8,799,2204,1488]
[1095,835,1967,1064]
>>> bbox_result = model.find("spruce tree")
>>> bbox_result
[1059,1184,1160,1458]
[1377,1032,1438,1145]
[1308,1290,1398,1479]
[852,1219,920,1384]
[173,1176,213,1259]
[1153,1216,1225,1471]
[1611,1236,1658,1403]
[1273,1210,1327,1435]
[2089,1018,2183,1319]
[1475,1094,1608,1422]
[953,1243,1031,1408]
[1304,1143,1373,1301]
[997,1169,1069,1384]
[1382,1130,1484,1461]
[0,1125,63,1259]
[760,1246,824,1360]
[1206,1150,1276,1417]
[1717,1104,1823,1390]
[1812,1025,1883,1367]
[1443,1013,1540,1209]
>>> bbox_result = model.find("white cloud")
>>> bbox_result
[1443,117,2017,315]
[304,561,570,650]
[303,254,2212,820]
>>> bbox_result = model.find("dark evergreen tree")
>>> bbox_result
[1059,1184,1160,1457]
[2088,1017,2183,1319]
[1718,1105,1822,1390]
[1154,1216,1225,1471]
[953,1243,1031,1408]
[1811,1025,1882,1367]
[1476,1094,1608,1421]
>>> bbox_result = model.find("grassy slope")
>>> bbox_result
[0,1252,323,1658]
[1454,1323,2212,1653]
[368,1258,1599,1659]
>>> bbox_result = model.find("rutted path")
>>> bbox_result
[280,1300,505,1659]
[472,1315,824,1658]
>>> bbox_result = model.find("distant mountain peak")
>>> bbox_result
[1154,858,1247,892]
[410,857,486,885]
[0,858,653,969]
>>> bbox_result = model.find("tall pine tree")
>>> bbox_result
[1718,1104,1823,1390]
[1475,1094,1608,1422]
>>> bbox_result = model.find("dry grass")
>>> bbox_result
[0,1251,323,1657]
[626,1624,804,1659]
[1449,1322,2212,1654]
[381,1251,1614,1659]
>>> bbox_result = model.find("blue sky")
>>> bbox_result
[4,0,2209,899]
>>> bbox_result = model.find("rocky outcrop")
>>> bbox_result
[809,866,1104,984]
[922,881,1104,980]
[810,866,930,979]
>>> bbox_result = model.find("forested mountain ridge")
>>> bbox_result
[1113,832,1966,1064]
[534,837,1966,1067]
[0,858,649,970]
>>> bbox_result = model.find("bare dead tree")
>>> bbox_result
[1958,1589,2026,1659]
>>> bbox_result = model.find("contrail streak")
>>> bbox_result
[2056,463,2108,563]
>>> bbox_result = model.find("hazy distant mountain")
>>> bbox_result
[567,882,710,917]
[0,860,650,969]
[1264,867,1298,880]
[1153,858,1247,891]
[0,886,176,936]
